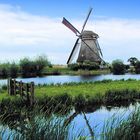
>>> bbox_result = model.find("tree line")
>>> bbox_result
[0,55,52,78]
[68,57,140,75]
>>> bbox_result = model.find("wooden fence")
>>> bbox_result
[8,79,35,106]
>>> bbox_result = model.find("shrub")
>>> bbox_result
[68,63,79,71]
[19,57,36,77]
[9,62,19,77]
[19,55,51,77]
[135,61,140,74]
[79,60,100,70]
[0,63,9,77]
[34,55,52,75]
[68,61,100,71]
[111,59,126,75]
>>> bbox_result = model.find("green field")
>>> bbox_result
[0,79,140,106]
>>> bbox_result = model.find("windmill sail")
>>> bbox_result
[95,40,103,57]
[81,8,92,33]
[67,38,80,64]
[62,18,80,35]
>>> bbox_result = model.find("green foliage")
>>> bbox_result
[104,89,140,103]
[135,61,140,74]
[19,55,51,77]
[34,55,52,75]
[1,79,140,111]
[111,59,126,75]
[0,63,9,78]
[68,61,100,71]
[19,57,36,77]
[101,107,140,140]
[128,57,138,66]
[68,63,79,71]
[9,62,19,77]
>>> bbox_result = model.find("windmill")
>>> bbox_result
[62,8,104,64]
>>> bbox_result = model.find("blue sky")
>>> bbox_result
[0,0,140,64]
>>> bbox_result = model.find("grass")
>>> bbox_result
[0,79,140,110]
[43,66,110,75]
[35,79,140,102]
[0,104,140,140]
[0,112,71,140]
[100,107,140,140]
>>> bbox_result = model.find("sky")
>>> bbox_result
[0,0,140,64]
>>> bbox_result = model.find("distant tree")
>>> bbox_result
[19,57,36,77]
[128,57,138,66]
[111,59,126,75]
[34,55,52,75]
[19,55,51,77]
[0,63,9,78]
[9,62,19,77]
[134,61,140,74]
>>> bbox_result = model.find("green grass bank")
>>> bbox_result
[0,79,140,110]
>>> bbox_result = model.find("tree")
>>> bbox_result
[128,57,138,66]
[134,61,140,74]
[34,55,52,75]
[19,57,36,77]
[9,62,19,77]
[19,55,51,77]
[111,59,126,75]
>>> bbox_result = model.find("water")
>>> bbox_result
[1,73,140,85]
[0,73,140,138]
[0,102,139,139]
[69,102,139,139]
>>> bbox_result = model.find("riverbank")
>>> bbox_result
[0,79,140,109]
[42,66,110,75]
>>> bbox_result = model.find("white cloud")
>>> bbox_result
[0,4,140,64]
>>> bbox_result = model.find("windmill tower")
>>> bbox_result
[62,8,103,64]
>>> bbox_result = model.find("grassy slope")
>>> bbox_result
[0,80,140,103]
[35,80,140,99]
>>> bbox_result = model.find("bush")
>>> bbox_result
[9,62,19,77]
[68,61,100,71]
[19,57,36,77]
[68,63,79,71]
[111,59,126,75]
[135,61,140,74]
[0,63,9,78]
[34,55,52,75]
[19,55,51,77]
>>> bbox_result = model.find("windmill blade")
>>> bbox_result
[62,17,80,35]
[67,38,80,64]
[81,8,93,33]
[95,40,103,57]
[81,38,105,63]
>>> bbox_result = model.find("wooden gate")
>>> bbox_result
[8,79,35,106]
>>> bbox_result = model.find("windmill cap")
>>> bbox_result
[81,30,99,38]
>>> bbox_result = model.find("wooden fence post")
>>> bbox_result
[13,79,16,95]
[19,81,23,96]
[30,82,34,106]
[26,83,30,105]
[7,78,10,95]
[8,78,14,95]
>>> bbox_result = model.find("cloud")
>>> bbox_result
[0,4,140,64]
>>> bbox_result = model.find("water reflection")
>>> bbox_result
[70,102,140,138]
[0,102,139,139]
